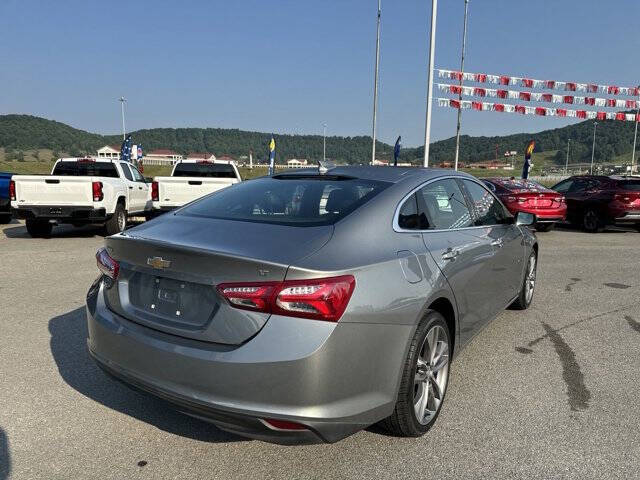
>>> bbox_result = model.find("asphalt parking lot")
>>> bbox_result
[1,220,639,480]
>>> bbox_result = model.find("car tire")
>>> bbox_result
[535,222,554,232]
[509,251,537,310]
[633,224,640,233]
[25,219,53,238]
[104,203,127,236]
[381,310,451,437]
[0,213,12,224]
[583,209,604,233]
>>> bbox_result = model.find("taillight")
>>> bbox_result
[614,193,632,203]
[9,180,16,201]
[151,181,159,201]
[96,247,119,280]
[92,181,103,202]
[557,196,566,204]
[217,275,356,322]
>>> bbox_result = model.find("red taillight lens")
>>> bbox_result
[262,418,308,431]
[614,193,632,203]
[92,181,103,202]
[9,180,16,201]
[96,247,119,280]
[557,196,566,204]
[217,275,356,322]
[151,181,159,201]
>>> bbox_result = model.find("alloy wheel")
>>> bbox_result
[413,325,449,425]
[583,210,599,231]
[118,210,126,231]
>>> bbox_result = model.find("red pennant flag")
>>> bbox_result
[474,87,486,97]
[545,80,556,89]
[472,101,483,111]
[556,109,567,117]
[519,92,531,101]
[616,112,626,121]
[587,84,598,93]
[515,105,526,114]
[500,76,510,85]
[631,88,640,96]
[596,112,607,120]
[535,107,546,116]
[585,97,595,106]
[576,110,587,119]
[566,82,577,91]
[563,95,574,104]
[626,100,637,109]
[522,78,534,87]
[497,89,508,99]
[475,73,487,83]
[450,99,461,109]
[608,86,620,95]
[607,99,616,107]
[494,103,505,112]
[450,85,462,95]
[541,94,553,102]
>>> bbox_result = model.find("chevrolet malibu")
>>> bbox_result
[87,167,538,444]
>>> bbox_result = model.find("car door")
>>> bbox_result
[119,162,139,212]
[459,178,525,314]
[415,178,496,346]
[129,164,151,213]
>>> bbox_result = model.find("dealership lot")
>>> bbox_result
[1,220,639,479]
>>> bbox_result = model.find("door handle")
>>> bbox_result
[442,249,459,261]
[138,186,143,190]
[491,239,504,248]
[128,186,133,189]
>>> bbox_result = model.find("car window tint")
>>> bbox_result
[120,163,133,181]
[173,162,237,178]
[180,176,390,226]
[398,194,425,230]
[130,165,145,182]
[569,179,587,192]
[553,179,573,193]
[416,179,472,230]
[462,179,511,226]
[619,180,640,191]
[52,161,119,178]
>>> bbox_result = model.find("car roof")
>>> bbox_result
[275,166,473,184]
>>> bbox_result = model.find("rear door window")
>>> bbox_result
[416,179,473,230]
[173,163,237,178]
[53,161,119,178]
[180,176,390,226]
[618,180,640,191]
[120,163,133,181]
[461,179,512,226]
[553,179,573,193]
[397,194,427,230]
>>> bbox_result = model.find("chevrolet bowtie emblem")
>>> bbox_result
[147,257,171,269]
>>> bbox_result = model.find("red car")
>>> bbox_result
[551,175,640,232]
[482,177,566,232]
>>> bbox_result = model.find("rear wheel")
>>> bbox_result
[104,203,127,236]
[535,222,555,232]
[583,209,604,233]
[510,251,537,310]
[0,214,11,224]
[633,224,640,233]
[25,219,53,238]
[382,311,451,437]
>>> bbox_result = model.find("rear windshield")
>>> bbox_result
[618,180,640,191]
[173,163,237,178]
[488,178,548,192]
[179,176,390,226]
[53,161,119,178]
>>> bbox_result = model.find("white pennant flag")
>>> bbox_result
[586,111,597,120]
[486,75,500,84]
[437,84,449,93]
[437,98,449,107]
[460,100,472,109]
[508,90,519,99]
[532,79,544,88]
[525,106,536,115]
[606,112,616,120]
[504,104,515,113]
[486,88,497,97]
[553,94,563,103]
[463,72,475,81]
[567,109,577,118]
[437,69,449,78]
[462,86,474,96]
[510,76,521,85]
[594,98,606,107]
[576,83,587,92]
[531,93,543,101]
[546,108,556,116]
[555,81,566,90]
[598,85,608,93]
[616,99,626,108]
[620,87,630,95]
[626,113,636,121]
[483,102,493,111]
[574,96,585,105]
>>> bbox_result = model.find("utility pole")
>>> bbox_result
[323,123,327,162]
[118,97,127,140]
[565,138,570,175]
[371,0,381,165]
[423,0,438,168]
[590,122,598,175]
[631,85,640,174]
[453,0,469,171]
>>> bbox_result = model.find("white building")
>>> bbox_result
[187,152,217,161]
[144,149,182,166]
[97,145,121,159]
[286,158,310,168]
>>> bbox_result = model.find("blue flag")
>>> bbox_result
[120,135,132,162]
[268,136,276,175]
[393,136,402,166]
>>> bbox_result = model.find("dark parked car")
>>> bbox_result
[0,172,13,224]
[482,177,566,232]
[87,167,538,444]
[551,175,640,232]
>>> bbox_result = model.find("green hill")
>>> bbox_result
[0,113,638,165]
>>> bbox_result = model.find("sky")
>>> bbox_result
[1,0,640,147]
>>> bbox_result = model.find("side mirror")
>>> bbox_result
[515,211,536,226]
[144,177,153,183]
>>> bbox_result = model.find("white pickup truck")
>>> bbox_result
[151,159,241,213]
[11,158,152,237]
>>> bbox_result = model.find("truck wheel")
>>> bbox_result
[25,219,53,238]
[0,214,12,224]
[104,203,127,236]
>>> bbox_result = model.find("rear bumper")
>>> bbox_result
[614,211,640,223]
[12,205,108,222]
[86,279,410,444]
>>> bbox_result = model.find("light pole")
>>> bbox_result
[565,138,570,175]
[323,123,327,162]
[590,122,598,175]
[118,96,127,140]
[423,0,438,168]
[631,85,640,173]
[371,0,382,165]
[453,0,469,171]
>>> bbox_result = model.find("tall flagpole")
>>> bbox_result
[590,122,598,175]
[371,0,382,165]
[423,0,438,168]
[565,138,570,175]
[631,85,639,173]
[453,0,469,171]
[119,97,127,140]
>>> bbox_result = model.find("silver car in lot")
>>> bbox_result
[87,166,538,444]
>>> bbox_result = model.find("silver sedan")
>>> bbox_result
[87,166,538,444]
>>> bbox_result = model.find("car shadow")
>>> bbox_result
[2,223,105,239]
[48,307,244,443]
[0,428,9,480]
